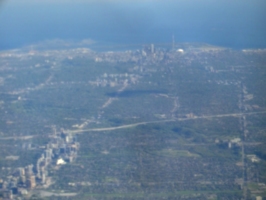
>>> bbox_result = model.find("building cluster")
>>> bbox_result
[94,44,185,66]
[215,137,242,149]
[0,130,79,199]
[89,73,140,88]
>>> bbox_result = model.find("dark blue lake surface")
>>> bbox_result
[0,0,265,50]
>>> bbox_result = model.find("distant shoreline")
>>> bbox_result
[1,40,266,53]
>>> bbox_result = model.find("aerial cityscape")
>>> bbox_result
[0,41,265,199]
[0,0,266,199]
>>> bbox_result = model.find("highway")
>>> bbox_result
[68,110,266,134]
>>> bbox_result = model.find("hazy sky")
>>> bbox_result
[0,0,266,49]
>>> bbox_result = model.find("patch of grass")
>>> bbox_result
[83,190,241,198]
[248,182,260,190]
[156,149,200,157]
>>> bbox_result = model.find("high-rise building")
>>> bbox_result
[25,164,33,178]
[45,149,50,159]
[151,44,155,54]
[65,135,70,143]
[26,176,36,189]
[19,167,25,176]
[0,179,3,189]
[41,173,46,184]
[41,166,47,176]
[36,160,41,179]
[172,34,175,50]
[20,176,26,185]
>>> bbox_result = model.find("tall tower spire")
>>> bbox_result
[172,34,175,50]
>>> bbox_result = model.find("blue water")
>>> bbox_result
[0,0,265,50]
